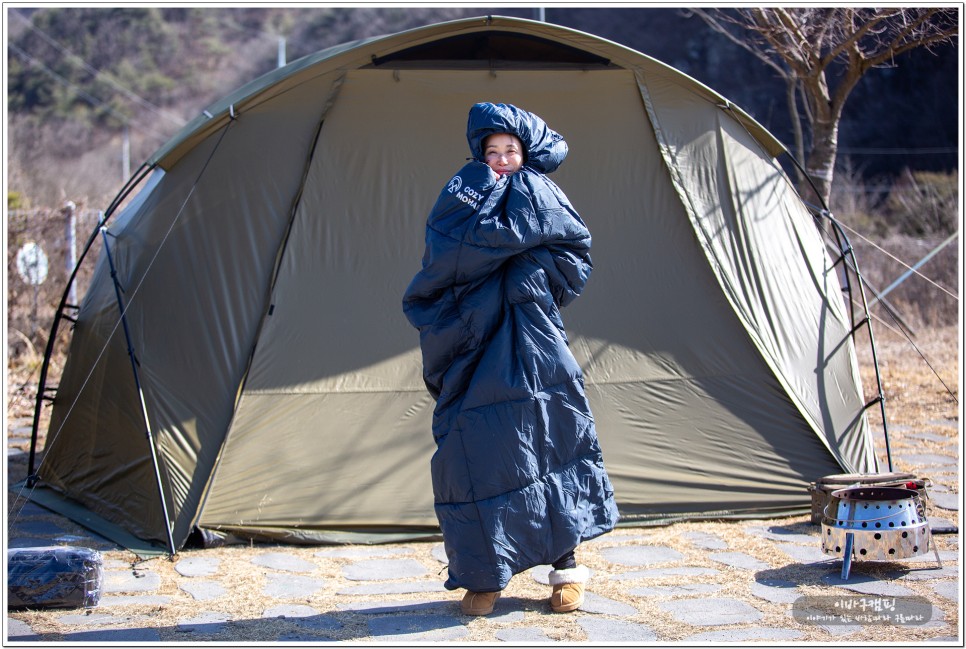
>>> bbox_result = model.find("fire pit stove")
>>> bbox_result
[820,485,941,579]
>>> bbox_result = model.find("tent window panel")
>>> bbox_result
[370,31,615,69]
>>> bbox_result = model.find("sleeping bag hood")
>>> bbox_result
[403,102,619,592]
[467,102,567,173]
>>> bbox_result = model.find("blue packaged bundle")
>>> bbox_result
[7,546,103,609]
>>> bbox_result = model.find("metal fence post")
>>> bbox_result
[63,201,77,307]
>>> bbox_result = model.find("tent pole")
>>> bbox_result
[28,163,154,482]
[780,150,892,473]
[99,226,178,557]
[821,212,892,472]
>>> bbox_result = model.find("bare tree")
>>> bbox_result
[691,7,958,206]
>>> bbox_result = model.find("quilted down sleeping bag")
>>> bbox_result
[403,103,618,593]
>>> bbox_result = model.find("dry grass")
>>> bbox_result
[857,325,960,481]
[6,326,961,642]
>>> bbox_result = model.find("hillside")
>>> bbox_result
[7,6,958,209]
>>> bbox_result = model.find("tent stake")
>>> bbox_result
[100,227,178,557]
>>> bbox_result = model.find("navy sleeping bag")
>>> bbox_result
[403,103,618,593]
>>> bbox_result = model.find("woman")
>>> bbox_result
[403,102,618,615]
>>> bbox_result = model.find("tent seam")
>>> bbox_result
[192,74,348,537]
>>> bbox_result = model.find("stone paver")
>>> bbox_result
[179,579,227,601]
[609,566,720,580]
[896,565,959,581]
[744,524,819,544]
[63,627,163,642]
[55,612,122,626]
[263,604,343,631]
[679,531,728,550]
[315,546,414,559]
[337,580,445,595]
[98,594,171,607]
[707,551,770,571]
[494,627,551,642]
[337,598,449,614]
[175,555,219,577]
[820,571,917,596]
[431,543,448,563]
[683,627,805,642]
[528,564,553,584]
[906,431,950,443]
[933,581,959,602]
[342,558,430,581]
[102,569,162,593]
[6,613,44,638]
[923,603,949,630]
[600,545,684,566]
[579,592,639,616]
[905,549,959,563]
[658,596,763,625]
[175,611,231,635]
[577,617,657,641]
[488,609,526,623]
[775,541,835,563]
[628,583,724,597]
[367,614,468,642]
[929,491,960,510]
[750,578,802,604]
[929,516,958,533]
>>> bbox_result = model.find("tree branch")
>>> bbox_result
[863,10,958,68]
[690,6,958,205]
[771,8,814,66]
[747,8,810,75]
[819,8,896,69]
[690,9,790,79]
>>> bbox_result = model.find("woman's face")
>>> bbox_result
[484,133,524,176]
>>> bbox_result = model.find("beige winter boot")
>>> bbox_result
[549,565,589,613]
[460,590,501,615]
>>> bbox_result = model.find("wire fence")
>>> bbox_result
[7,207,104,361]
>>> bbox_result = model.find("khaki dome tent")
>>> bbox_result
[28,16,879,556]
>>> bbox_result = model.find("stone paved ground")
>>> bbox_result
[5,417,961,644]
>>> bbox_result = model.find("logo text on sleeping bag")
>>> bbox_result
[447,175,484,211]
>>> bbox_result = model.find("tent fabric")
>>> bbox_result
[34,16,874,555]
[401,103,618,592]
[635,73,873,471]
